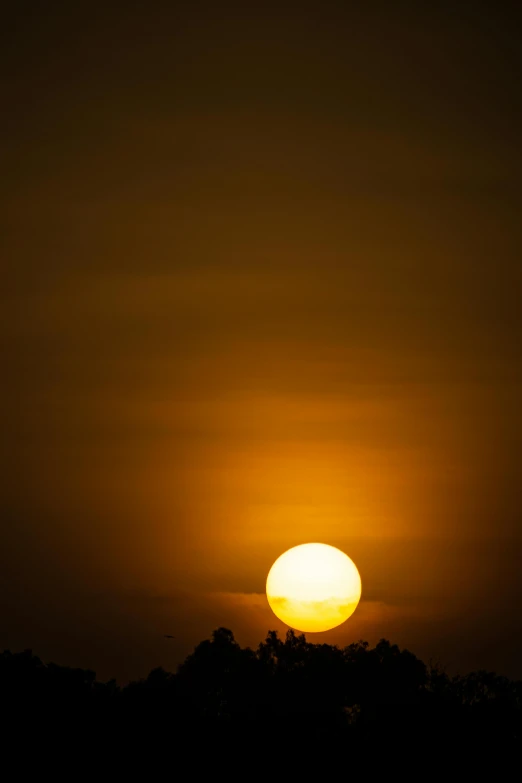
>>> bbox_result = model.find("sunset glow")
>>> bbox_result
[266,543,362,632]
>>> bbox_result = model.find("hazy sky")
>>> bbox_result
[2,1,522,681]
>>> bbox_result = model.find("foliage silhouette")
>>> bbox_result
[2,629,521,770]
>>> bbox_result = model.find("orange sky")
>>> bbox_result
[1,2,522,681]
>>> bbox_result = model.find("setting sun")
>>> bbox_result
[266,543,362,632]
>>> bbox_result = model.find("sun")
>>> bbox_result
[266,543,362,632]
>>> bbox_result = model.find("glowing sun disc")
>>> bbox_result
[266,543,362,632]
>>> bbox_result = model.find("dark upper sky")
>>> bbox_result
[2,1,522,681]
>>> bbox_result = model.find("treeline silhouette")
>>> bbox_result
[3,628,521,769]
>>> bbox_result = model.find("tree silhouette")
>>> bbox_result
[1,630,521,770]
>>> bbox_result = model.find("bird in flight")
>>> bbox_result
[164,635,175,639]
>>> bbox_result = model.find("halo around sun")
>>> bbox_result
[266,543,362,632]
